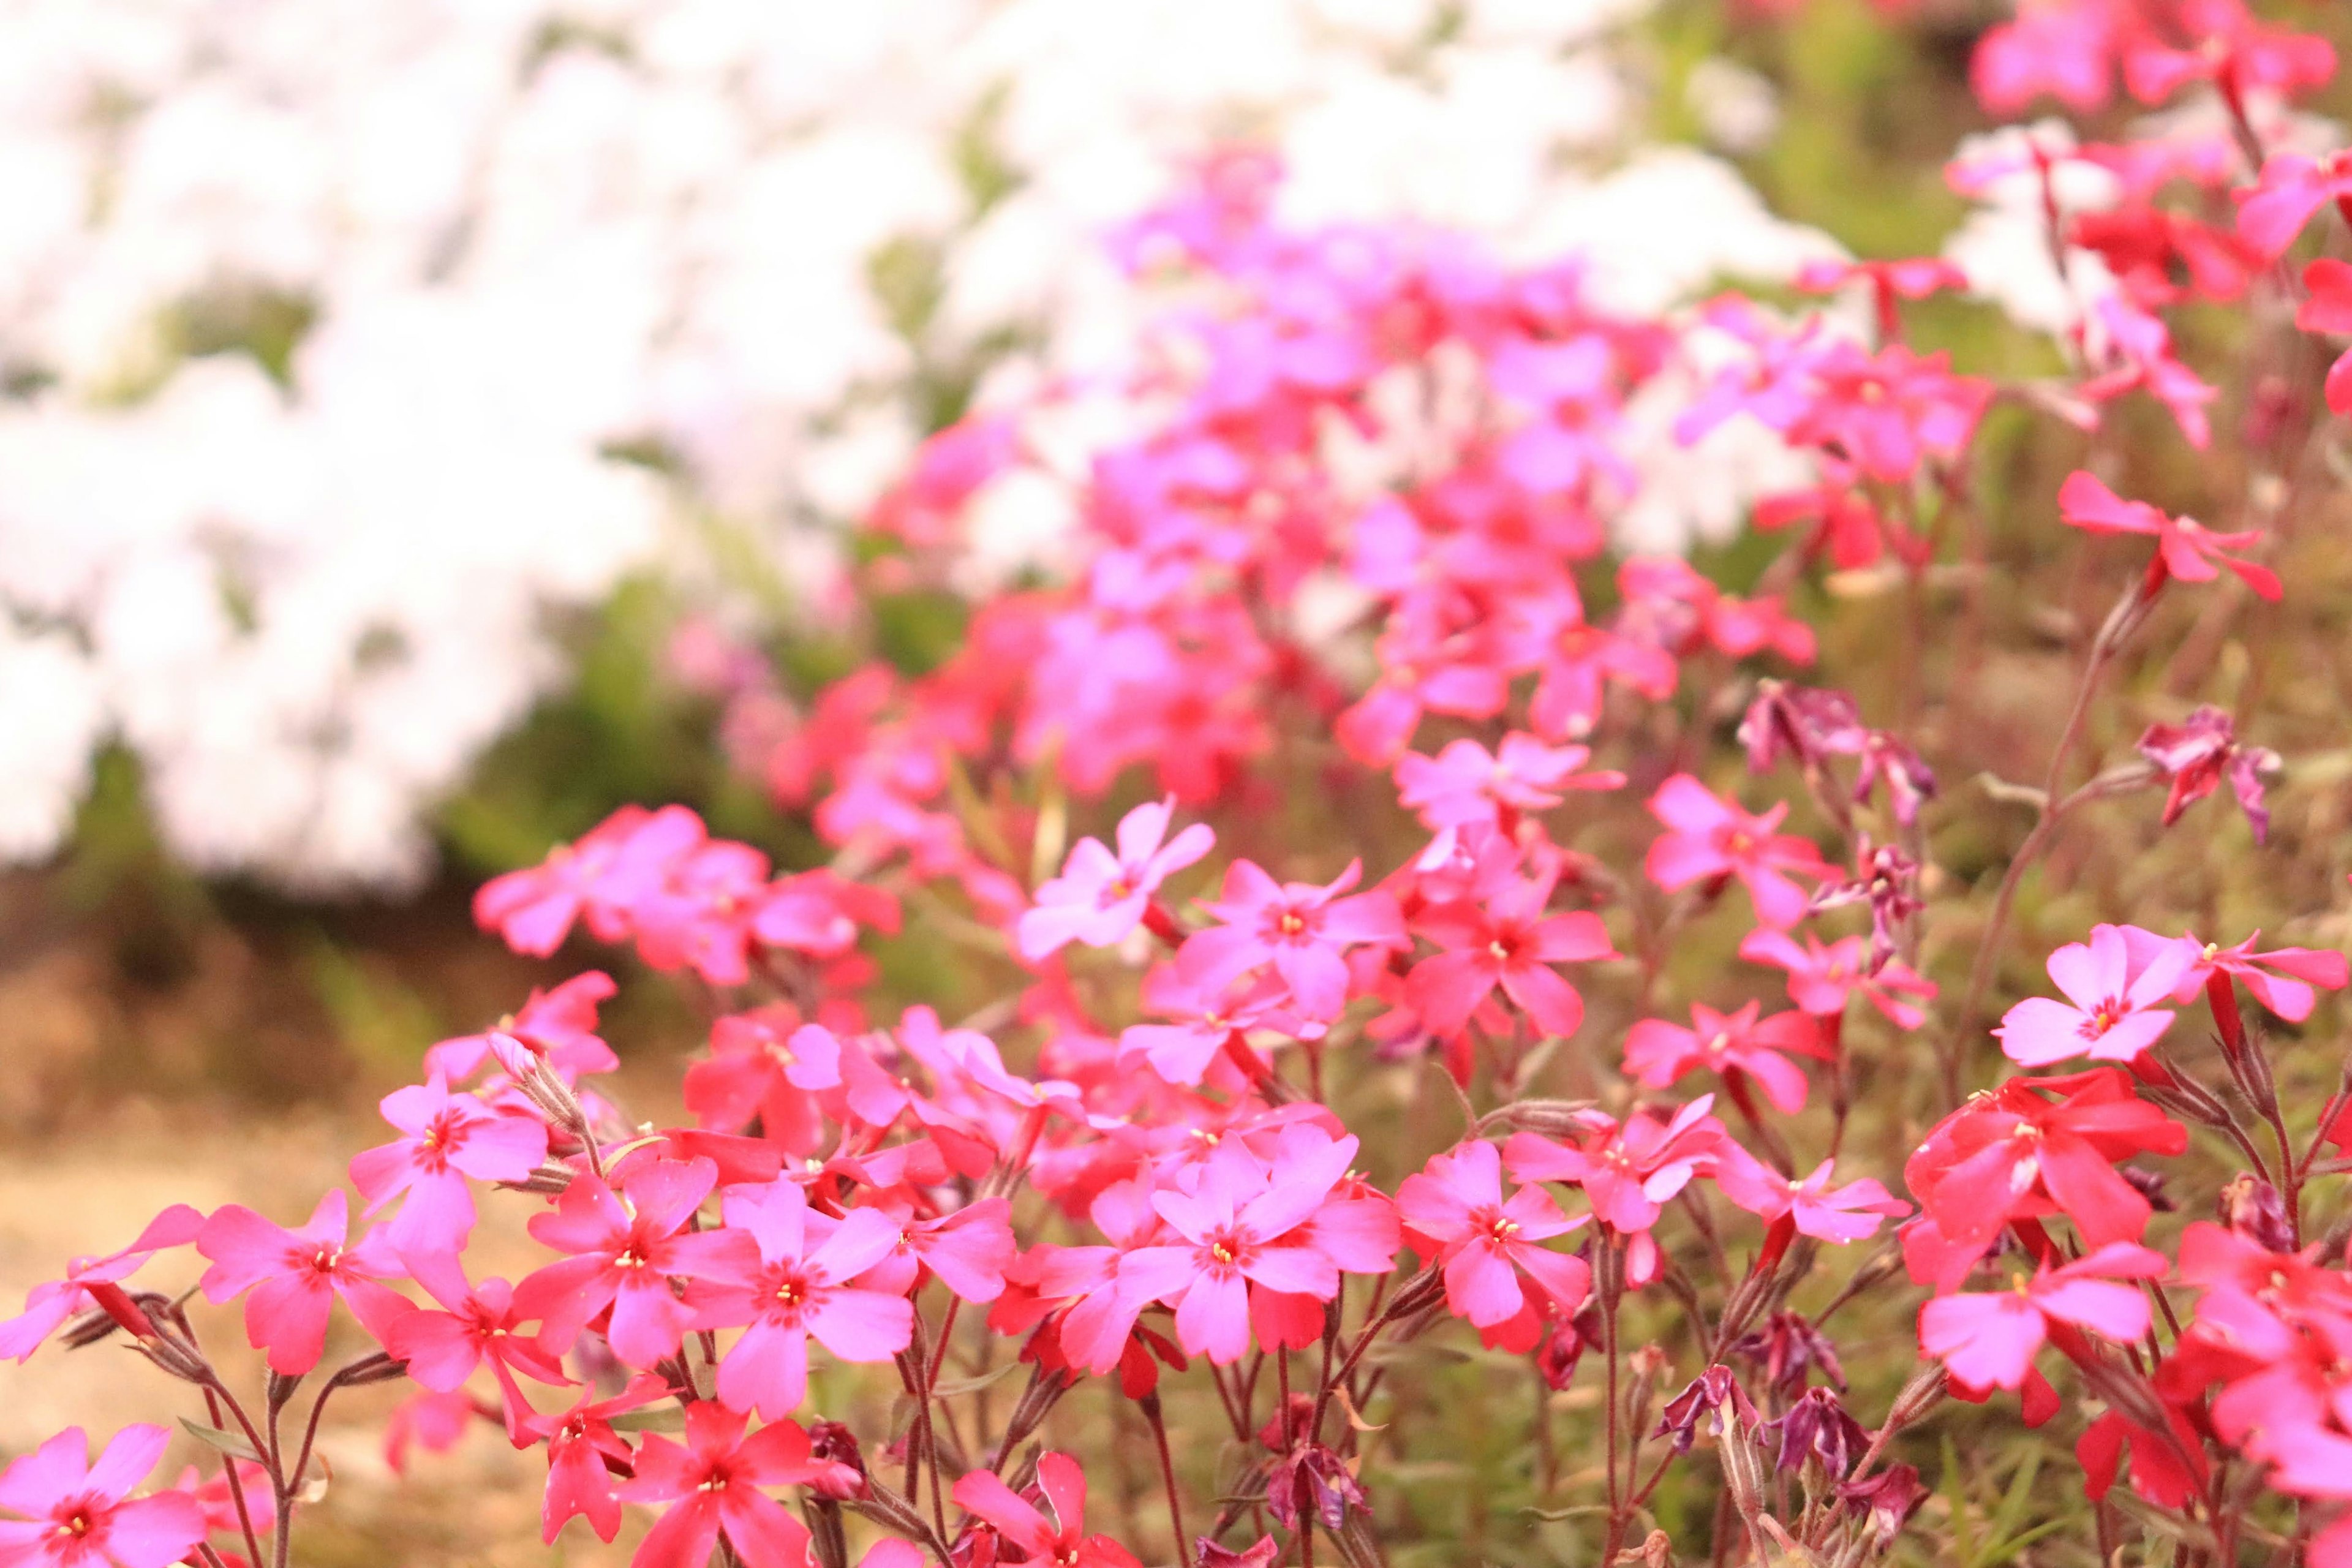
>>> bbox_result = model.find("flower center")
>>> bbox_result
[614,1247,649,1270]
[1277,911,1308,937]
[774,1277,809,1309]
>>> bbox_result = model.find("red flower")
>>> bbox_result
[513,1158,753,1369]
[1406,872,1615,1040]
[1623,1001,1827,1114]
[951,1453,1140,1568]
[620,1404,854,1568]
[195,1191,409,1375]
[2057,470,2280,600]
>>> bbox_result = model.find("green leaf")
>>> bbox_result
[179,1419,265,1466]
[1940,1434,1977,1568]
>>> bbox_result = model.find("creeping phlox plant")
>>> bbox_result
[10,2,2352,1565]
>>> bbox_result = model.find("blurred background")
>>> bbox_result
[4,0,2337,1560]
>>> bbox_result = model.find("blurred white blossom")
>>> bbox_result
[0,0,1826,887]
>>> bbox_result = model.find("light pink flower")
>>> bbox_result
[1917,1243,2167,1392]
[1019,799,1214,960]
[1994,923,2192,1066]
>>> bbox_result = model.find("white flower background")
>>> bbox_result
[0,0,1842,891]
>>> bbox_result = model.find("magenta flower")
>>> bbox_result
[0,1426,206,1568]
[348,1073,549,1252]
[382,1250,569,1436]
[2057,471,2280,601]
[1407,875,1614,1040]
[1645,776,1825,930]
[952,1453,1140,1568]
[1182,859,1403,1021]
[1917,1243,2168,1392]
[1713,1150,1909,1243]
[1623,1001,1827,1115]
[619,1404,853,1568]
[1739,929,1936,1028]
[1018,798,1214,960]
[513,1157,753,1369]
[0,1206,203,1363]
[1397,1140,1591,1329]
[1395,733,1623,832]
[195,1191,409,1374]
[1994,923,2193,1067]
[691,1181,913,1419]
[517,1375,670,1546]
[2136,707,2278,843]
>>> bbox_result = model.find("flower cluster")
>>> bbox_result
[6,1,2352,1564]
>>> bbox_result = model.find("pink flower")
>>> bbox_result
[1740,929,1936,1028]
[513,1158,753,1369]
[1645,776,1826,929]
[347,1074,548,1252]
[425,971,620,1084]
[382,1251,568,1437]
[1407,874,1615,1040]
[518,1376,671,1546]
[1017,799,1214,960]
[1713,1150,1909,1243]
[1119,1133,1388,1365]
[1994,923,2192,1067]
[195,1191,409,1374]
[2136,706,2278,842]
[682,1011,845,1156]
[0,1426,206,1568]
[0,1206,203,1363]
[1182,860,1404,1021]
[1397,1140,1591,1329]
[1505,1099,1727,1236]
[1623,1001,1827,1114]
[632,838,774,987]
[620,1404,853,1568]
[2057,471,2280,601]
[1394,733,1623,832]
[472,805,705,956]
[690,1182,913,1419]
[1119,946,1305,1087]
[850,1198,1017,1304]
[2296,258,2352,417]
[2173,930,2350,1023]
[2238,153,2352,260]
[1917,1243,2167,1392]
[952,1453,1140,1568]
